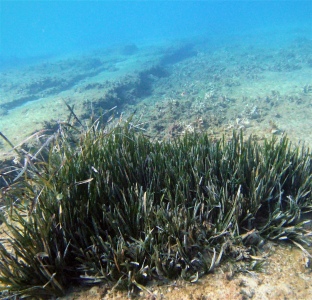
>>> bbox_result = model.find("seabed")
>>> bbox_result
[0,31,312,299]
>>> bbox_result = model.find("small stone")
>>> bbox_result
[89,286,98,296]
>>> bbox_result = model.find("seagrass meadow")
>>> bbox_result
[0,119,312,299]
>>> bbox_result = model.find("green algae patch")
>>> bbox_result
[0,120,311,298]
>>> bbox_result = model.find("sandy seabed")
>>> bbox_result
[60,244,312,300]
[0,30,312,299]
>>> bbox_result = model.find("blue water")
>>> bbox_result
[1,1,311,68]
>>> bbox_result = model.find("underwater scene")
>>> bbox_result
[0,1,312,299]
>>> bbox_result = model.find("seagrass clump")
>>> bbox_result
[0,121,311,298]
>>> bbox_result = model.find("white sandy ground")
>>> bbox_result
[1,39,311,156]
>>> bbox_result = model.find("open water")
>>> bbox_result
[1,1,311,67]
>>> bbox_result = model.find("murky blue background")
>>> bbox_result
[1,1,311,66]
